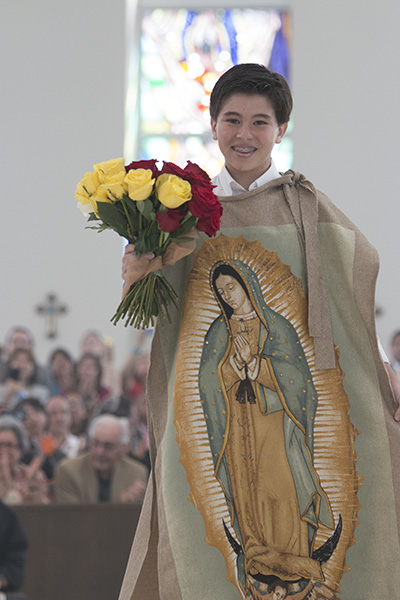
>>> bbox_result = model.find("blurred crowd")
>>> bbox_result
[1,324,400,595]
[0,326,151,507]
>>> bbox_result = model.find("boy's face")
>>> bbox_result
[211,93,288,190]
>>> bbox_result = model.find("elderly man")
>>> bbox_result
[54,414,148,504]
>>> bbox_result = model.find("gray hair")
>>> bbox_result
[88,414,130,446]
[0,415,29,453]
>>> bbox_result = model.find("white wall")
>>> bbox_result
[292,0,400,352]
[0,0,399,367]
[0,0,135,366]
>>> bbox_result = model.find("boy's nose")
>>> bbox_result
[237,125,252,139]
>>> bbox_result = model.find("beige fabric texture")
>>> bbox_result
[118,171,400,600]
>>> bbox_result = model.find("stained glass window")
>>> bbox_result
[126,7,292,177]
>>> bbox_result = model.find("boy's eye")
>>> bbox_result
[254,120,268,126]
[226,118,240,124]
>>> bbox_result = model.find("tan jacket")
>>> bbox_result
[54,452,148,504]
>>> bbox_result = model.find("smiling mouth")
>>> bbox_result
[232,146,256,155]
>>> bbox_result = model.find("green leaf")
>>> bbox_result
[136,198,156,222]
[134,221,160,257]
[119,196,141,236]
[85,223,111,233]
[96,202,129,240]
[133,232,147,258]
[173,215,197,237]
[169,235,196,243]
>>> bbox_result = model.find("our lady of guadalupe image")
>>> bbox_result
[174,236,360,599]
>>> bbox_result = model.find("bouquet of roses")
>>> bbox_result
[75,157,222,328]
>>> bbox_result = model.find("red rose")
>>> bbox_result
[126,159,160,178]
[183,161,212,183]
[188,183,222,218]
[160,161,216,192]
[156,205,188,232]
[159,161,188,180]
[158,160,222,237]
[196,210,221,237]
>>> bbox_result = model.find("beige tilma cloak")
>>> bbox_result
[118,171,400,600]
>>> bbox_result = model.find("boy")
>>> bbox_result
[210,63,290,194]
[119,65,400,600]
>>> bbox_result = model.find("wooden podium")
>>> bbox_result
[13,504,142,600]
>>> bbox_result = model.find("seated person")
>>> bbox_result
[0,415,49,505]
[127,396,150,470]
[101,353,150,418]
[0,348,50,412]
[54,414,148,504]
[74,353,111,421]
[16,397,66,482]
[46,395,84,459]
[80,330,121,397]
[0,500,28,593]
[46,347,76,396]
[0,326,49,387]
[65,391,88,439]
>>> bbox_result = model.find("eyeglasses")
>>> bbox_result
[0,442,19,450]
[90,439,120,451]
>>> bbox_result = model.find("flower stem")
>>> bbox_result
[110,271,178,329]
[120,196,135,242]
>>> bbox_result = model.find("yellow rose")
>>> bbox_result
[104,178,128,200]
[90,184,117,217]
[94,158,128,200]
[75,170,101,215]
[156,174,192,209]
[125,169,155,201]
[94,158,126,184]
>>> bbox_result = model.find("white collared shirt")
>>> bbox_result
[211,161,281,196]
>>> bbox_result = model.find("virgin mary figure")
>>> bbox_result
[198,260,335,591]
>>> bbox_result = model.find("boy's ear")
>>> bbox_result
[210,118,218,140]
[276,122,289,144]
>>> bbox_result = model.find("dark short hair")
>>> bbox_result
[209,63,293,126]
[5,348,37,386]
[16,396,47,415]
[49,347,73,365]
[75,353,103,390]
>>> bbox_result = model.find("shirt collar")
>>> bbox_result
[212,161,281,196]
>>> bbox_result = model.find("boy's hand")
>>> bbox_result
[120,480,146,503]
[121,245,156,299]
[121,234,198,299]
